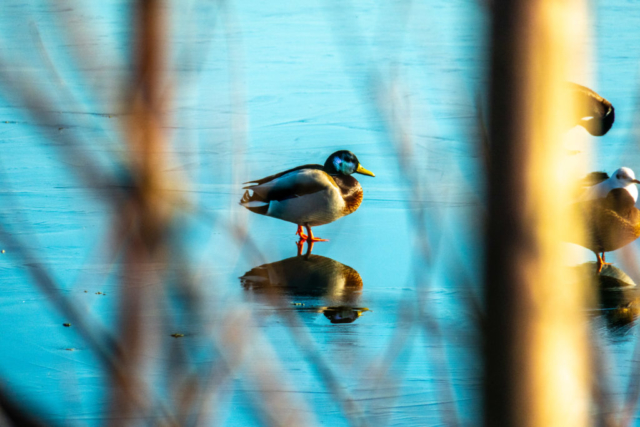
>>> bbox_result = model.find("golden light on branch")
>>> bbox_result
[485,0,592,425]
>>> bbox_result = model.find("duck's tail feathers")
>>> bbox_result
[240,189,269,215]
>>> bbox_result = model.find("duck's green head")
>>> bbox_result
[324,150,375,177]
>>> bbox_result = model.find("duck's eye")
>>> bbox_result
[617,174,621,180]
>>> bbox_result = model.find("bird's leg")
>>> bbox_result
[596,252,612,274]
[303,240,313,258]
[307,240,316,254]
[296,225,309,241]
[304,224,329,243]
[596,254,604,274]
[295,225,328,255]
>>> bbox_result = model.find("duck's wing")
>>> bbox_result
[243,164,323,187]
[247,167,332,201]
[240,167,335,214]
[569,82,615,136]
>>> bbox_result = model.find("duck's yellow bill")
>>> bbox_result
[356,164,375,177]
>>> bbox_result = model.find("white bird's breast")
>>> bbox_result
[627,185,639,203]
[581,179,639,203]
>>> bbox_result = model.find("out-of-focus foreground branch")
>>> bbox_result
[485,0,591,426]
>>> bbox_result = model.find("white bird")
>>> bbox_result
[570,167,640,273]
[580,167,640,203]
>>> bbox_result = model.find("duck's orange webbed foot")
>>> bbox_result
[304,225,328,243]
[295,225,328,256]
[295,225,328,243]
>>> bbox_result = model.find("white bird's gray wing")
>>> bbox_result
[580,177,612,201]
[581,172,609,187]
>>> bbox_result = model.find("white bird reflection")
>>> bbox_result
[575,262,640,331]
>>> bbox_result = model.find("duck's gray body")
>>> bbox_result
[240,165,363,227]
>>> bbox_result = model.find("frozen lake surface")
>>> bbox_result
[1,0,640,425]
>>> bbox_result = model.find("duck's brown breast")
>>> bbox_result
[332,175,364,216]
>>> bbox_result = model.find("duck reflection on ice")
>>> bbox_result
[240,254,369,324]
[320,306,369,324]
[576,262,640,331]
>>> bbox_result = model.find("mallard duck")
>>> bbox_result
[569,82,615,136]
[572,178,640,272]
[240,150,375,244]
